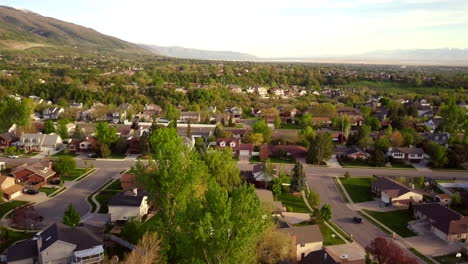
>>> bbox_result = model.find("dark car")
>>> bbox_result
[24,189,39,195]
[49,179,61,185]
[353,216,363,223]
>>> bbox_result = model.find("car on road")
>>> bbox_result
[24,189,39,195]
[8,155,19,159]
[353,216,363,223]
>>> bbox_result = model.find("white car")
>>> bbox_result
[8,155,19,159]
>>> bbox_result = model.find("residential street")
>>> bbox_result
[33,167,121,227]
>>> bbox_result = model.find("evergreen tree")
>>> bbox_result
[44,120,55,134]
[63,203,80,227]
[290,161,305,192]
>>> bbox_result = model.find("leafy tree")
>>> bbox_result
[372,149,387,167]
[290,161,305,192]
[114,137,127,154]
[307,132,333,164]
[357,125,373,150]
[203,148,241,187]
[300,113,313,128]
[318,204,332,222]
[120,219,144,244]
[44,120,55,134]
[307,190,321,209]
[63,203,80,227]
[389,131,404,147]
[332,114,351,138]
[302,126,316,147]
[365,116,381,131]
[0,97,34,133]
[376,137,391,152]
[452,192,462,207]
[426,141,448,168]
[440,98,467,143]
[95,122,118,146]
[252,119,272,143]
[194,137,207,154]
[99,144,111,158]
[124,232,162,264]
[274,115,282,129]
[54,156,77,177]
[256,224,292,264]
[57,119,69,139]
[366,237,419,264]
[164,104,180,121]
[259,144,270,162]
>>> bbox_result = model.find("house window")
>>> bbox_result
[300,244,305,247]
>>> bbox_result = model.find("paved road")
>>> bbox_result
[34,167,121,227]
[307,175,385,247]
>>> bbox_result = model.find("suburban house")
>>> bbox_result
[387,147,427,163]
[371,177,423,206]
[224,128,249,139]
[311,117,332,128]
[108,189,149,222]
[11,161,57,189]
[255,189,285,215]
[215,138,254,160]
[280,225,324,261]
[413,203,468,242]
[0,133,19,151]
[251,163,277,186]
[256,87,268,98]
[425,132,450,145]
[424,118,443,132]
[3,223,104,264]
[435,193,452,206]
[303,243,366,264]
[42,107,64,120]
[179,111,201,123]
[336,145,370,160]
[142,104,162,117]
[268,145,308,160]
[107,111,126,124]
[16,133,63,152]
[0,175,23,200]
[226,106,243,118]
[68,137,98,152]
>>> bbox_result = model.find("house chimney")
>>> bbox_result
[290,234,297,263]
[132,188,138,196]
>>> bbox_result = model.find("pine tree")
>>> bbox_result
[290,161,305,192]
[63,203,80,227]
[187,120,192,138]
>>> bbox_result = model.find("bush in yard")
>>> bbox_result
[452,192,462,207]
[63,203,80,227]
[344,171,350,179]
[317,204,332,222]
[54,156,76,177]
[99,144,111,158]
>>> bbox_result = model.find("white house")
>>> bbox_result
[281,225,323,261]
[387,147,427,163]
[371,176,423,206]
[108,189,149,222]
[42,107,64,120]
[16,133,63,152]
[256,87,268,98]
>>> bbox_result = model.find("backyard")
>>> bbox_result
[339,177,375,203]
[318,223,346,246]
[363,209,416,238]
[275,193,310,213]
[434,253,468,264]
[95,179,122,213]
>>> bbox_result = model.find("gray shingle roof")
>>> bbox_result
[108,191,147,207]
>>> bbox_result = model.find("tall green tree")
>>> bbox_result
[54,156,77,177]
[44,120,55,134]
[203,148,241,187]
[0,97,34,133]
[63,203,80,227]
[164,104,180,121]
[332,114,351,138]
[95,122,118,146]
[307,132,333,165]
[426,141,448,168]
[440,98,467,143]
[290,161,305,192]
[57,119,69,139]
[252,119,272,143]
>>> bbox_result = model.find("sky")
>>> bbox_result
[2,0,468,57]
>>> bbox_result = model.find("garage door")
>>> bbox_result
[239,150,250,156]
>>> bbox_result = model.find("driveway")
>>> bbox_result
[326,155,342,168]
[34,167,121,227]
[404,234,462,257]
[354,200,405,212]
[412,162,432,172]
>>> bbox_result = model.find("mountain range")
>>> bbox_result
[0,5,466,65]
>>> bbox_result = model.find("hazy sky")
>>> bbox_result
[3,0,468,57]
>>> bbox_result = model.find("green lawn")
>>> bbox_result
[363,209,416,238]
[52,151,78,157]
[0,227,34,253]
[39,187,58,196]
[275,193,310,213]
[391,162,415,169]
[0,201,27,218]
[318,222,346,246]
[108,153,126,159]
[434,254,468,264]
[409,248,436,264]
[328,221,352,242]
[333,178,350,203]
[95,179,122,213]
[60,168,91,181]
[339,177,374,203]
[341,160,373,168]
[21,152,40,157]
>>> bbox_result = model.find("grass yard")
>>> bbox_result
[318,222,346,246]
[333,178,350,203]
[95,179,122,214]
[434,254,468,264]
[339,177,374,203]
[275,193,310,213]
[39,187,58,196]
[108,153,126,159]
[60,168,91,181]
[52,151,78,157]
[341,160,374,168]
[391,162,415,169]
[409,248,436,264]
[0,201,27,218]
[363,209,416,238]
[0,227,34,253]
[328,221,352,242]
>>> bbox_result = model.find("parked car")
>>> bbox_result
[49,179,61,185]
[24,189,39,195]
[8,155,19,159]
[353,216,363,223]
